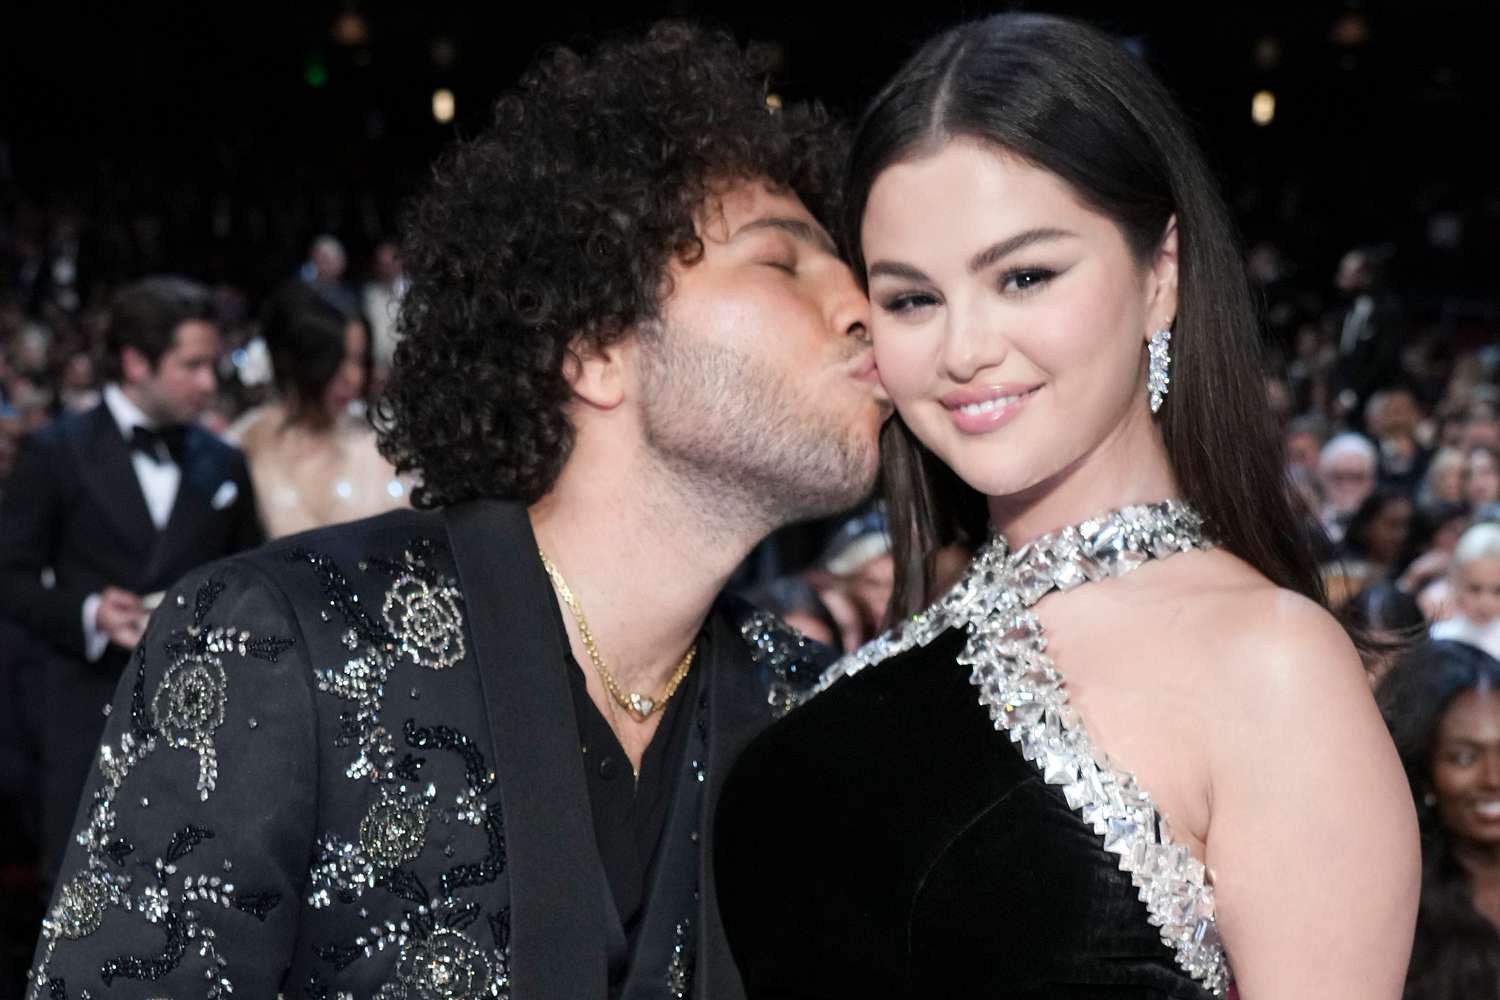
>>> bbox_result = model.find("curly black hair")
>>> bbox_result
[377,22,846,508]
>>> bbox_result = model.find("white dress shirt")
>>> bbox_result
[81,384,182,660]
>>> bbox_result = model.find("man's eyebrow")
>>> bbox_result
[731,217,838,255]
[968,227,1076,273]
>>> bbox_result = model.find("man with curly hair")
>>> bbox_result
[33,22,886,1000]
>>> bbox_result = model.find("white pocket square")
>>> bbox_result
[211,480,239,510]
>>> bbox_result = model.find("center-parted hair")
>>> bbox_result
[842,13,1325,615]
[377,22,844,508]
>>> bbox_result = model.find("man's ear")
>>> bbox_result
[563,335,627,411]
[119,346,154,385]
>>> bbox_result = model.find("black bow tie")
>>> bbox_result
[129,425,187,465]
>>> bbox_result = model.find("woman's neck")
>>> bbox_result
[987,411,1178,548]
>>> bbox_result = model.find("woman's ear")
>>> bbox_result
[1146,215,1180,338]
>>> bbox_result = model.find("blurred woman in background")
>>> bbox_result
[227,282,408,538]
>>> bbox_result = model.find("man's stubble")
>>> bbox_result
[637,326,879,538]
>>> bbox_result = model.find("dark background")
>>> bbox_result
[3,2,1499,307]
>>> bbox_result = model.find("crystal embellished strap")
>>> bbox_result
[809,500,1232,996]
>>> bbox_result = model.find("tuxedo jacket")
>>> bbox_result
[30,499,816,999]
[0,401,263,872]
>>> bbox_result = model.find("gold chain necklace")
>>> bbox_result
[538,547,696,721]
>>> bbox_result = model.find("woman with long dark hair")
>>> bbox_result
[715,13,1416,998]
[227,281,408,537]
[1379,640,1500,1000]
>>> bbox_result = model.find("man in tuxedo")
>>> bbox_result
[1332,243,1407,429]
[0,276,261,881]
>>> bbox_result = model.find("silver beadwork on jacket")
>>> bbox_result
[811,500,1231,996]
[384,571,466,671]
[151,648,230,801]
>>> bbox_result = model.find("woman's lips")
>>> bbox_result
[941,383,1041,434]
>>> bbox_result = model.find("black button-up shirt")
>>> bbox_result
[564,646,700,981]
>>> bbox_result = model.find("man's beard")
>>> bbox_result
[637,328,878,533]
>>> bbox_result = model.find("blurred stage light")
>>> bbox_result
[1252,90,1276,126]
[765,93,783,111]
[433,89,456,124]
[306,60,329,88]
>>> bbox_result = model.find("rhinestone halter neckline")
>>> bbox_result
[811,499,1232,996]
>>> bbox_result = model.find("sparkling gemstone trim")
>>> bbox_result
[811,500,1231,996]
[739,610,828,718]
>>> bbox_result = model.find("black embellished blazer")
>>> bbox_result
[30,499,817,999]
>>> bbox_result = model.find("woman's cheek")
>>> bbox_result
[872,330,931,405]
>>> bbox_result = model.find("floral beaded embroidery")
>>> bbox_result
[292,540,512,999]
[29,577,295,1000]
[810,501,1232,997]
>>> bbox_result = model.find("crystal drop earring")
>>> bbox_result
[1147,328,1172,414]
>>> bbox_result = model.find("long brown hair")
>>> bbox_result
[844,14,1324,617]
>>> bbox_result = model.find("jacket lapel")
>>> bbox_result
[73,404,156,558]
[444,499,609,998]
[693,607,768,1000]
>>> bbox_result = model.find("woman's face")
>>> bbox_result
[1465,448,1500,507]
[322,320,367,419]
[862,140,1176,500]
[1432,688,1500,850]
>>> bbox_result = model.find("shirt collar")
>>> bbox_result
[103,382,155,435]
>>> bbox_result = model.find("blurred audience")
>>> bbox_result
[1318,432,1379,543]
[1338,581,1424,686]
[1465,445,1500,509]
[1431,523,1500,659]
[362,240,407,387]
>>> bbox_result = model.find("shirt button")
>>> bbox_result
[598,756,618,780]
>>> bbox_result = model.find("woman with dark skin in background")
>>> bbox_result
[1380,640,1500,1000]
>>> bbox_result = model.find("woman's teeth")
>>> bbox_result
[959,392,1027,416]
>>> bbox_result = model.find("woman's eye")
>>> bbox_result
[761,259,797,275]
[1000,268,1057,294]
[878,292,940,314]
[1449,751,1479,766]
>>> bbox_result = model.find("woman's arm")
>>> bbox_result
[1206,590,1419,999]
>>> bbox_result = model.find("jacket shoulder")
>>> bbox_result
[23,407,95,451]
[239,508,450,569]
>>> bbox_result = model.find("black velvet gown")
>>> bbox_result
[714,502,1231,1000]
